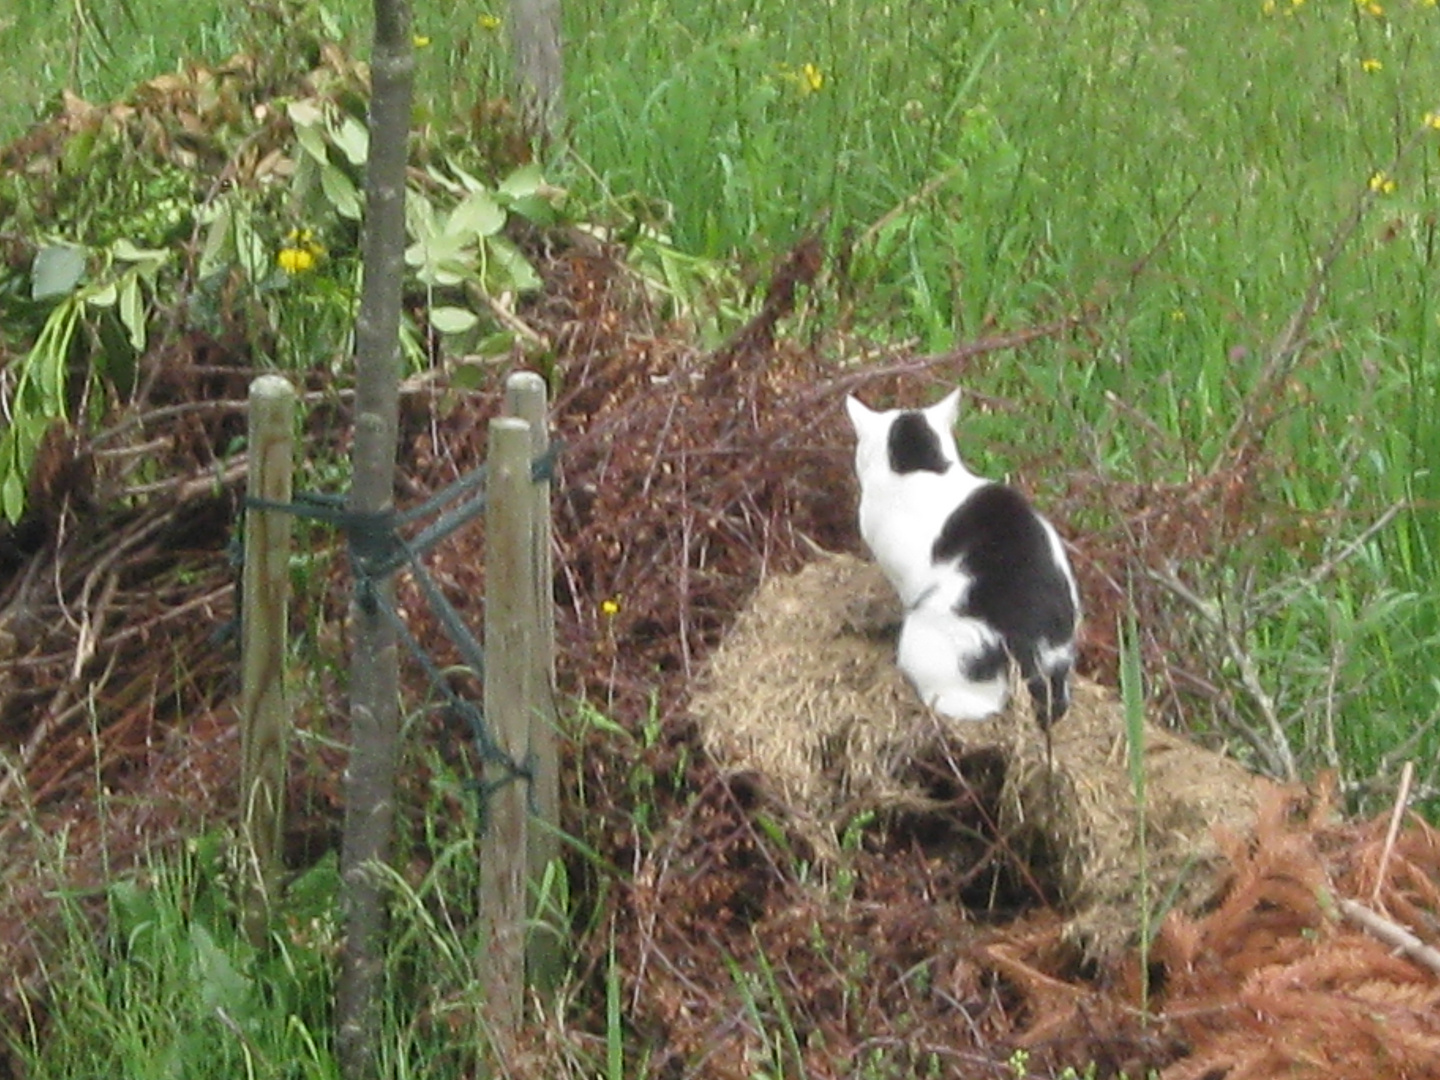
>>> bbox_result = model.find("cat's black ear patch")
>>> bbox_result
[888,412,950,474]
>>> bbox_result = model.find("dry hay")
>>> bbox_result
[693,552,1276,953]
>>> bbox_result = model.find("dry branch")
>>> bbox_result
[1338,897,1440,978]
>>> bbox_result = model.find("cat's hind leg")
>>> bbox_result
[897,607,1007,721]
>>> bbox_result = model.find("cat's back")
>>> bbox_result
[934,482,1078,642]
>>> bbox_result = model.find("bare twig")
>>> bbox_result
[1338,896,1440,978]
[856,161,967,251]
[1370,760,1415,907]
[1257,500,1408,618]
[1146,564,1298,781]
[467,282,548,348]
[820,315,1090,399]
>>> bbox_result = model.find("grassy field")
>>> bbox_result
[2,0,1439,1073]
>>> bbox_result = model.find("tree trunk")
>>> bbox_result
[334,0,413,1075]
[509,0,564,142]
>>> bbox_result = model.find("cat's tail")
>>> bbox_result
[1026,646,1074,729]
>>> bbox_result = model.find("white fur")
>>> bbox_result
[898,604,1007,719]
[845,390,986,607]
[845,389,1078,723]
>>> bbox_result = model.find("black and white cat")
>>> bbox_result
[845,389,1080,727]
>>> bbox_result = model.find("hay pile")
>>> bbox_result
[693,553,1276,952]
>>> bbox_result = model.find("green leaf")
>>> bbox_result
[87,281,119,307]
[31,245,87,301]
[428,305,480,335]
[231,212,268,282]
[443,161,488,194]
[189,922,253,1016]
[451,362,487,390]
[406,191,440,243]
[475,330,517,356]
[333,113,370,166]
[197,199,233,280]
[32,299,80,409]
[484,235,542,293]
[118,274,146,352]
[321,163,363,220]
[110,238,169,264]
[107,879,160,953]
[506,193,559,226]
[447,189,505,240]
[288,100,330,164]
[2,469,24,524]
[499,162,545,200]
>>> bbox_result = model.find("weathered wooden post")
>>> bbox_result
[481,416,535,1031]
[503,370,563,997]
[239,374,295,944]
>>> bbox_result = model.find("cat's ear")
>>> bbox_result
[927,388,962,433]
[845,394,880,436]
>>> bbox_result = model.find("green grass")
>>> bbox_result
[562,0,1440,792]
[2,1,1437,781]
[2,757,590,1079]
[4,832,339,1079]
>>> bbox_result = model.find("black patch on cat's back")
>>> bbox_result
[887,412,950,475]
[934,483,1076,652]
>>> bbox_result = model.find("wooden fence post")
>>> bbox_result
[481,416,534,1032]
[240,374,295,945]
[503,370,563,998]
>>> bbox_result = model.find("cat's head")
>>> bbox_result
[845,389,963,479]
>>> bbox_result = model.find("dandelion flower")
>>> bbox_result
[1361,58,1383,72]
[1425,111,1440,131]
[277,247,317,273]
[601,598,621,617]
[478,13,502,30]
[413,34,432,48]
[278,228,325,273]
[1368,171,1397,194]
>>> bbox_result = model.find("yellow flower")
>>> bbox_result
[278,228,325,273]
[478,13,502,30]
[277,247,317,273]
[1361,57,1383,72]
[779,61,826,97]
[1425,111,1440,131]
[413,34,432,48]
[1262,0,1276,12]
[1358,0,1384,13]
[600,598,621,617]
[1368,171,1397,194]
